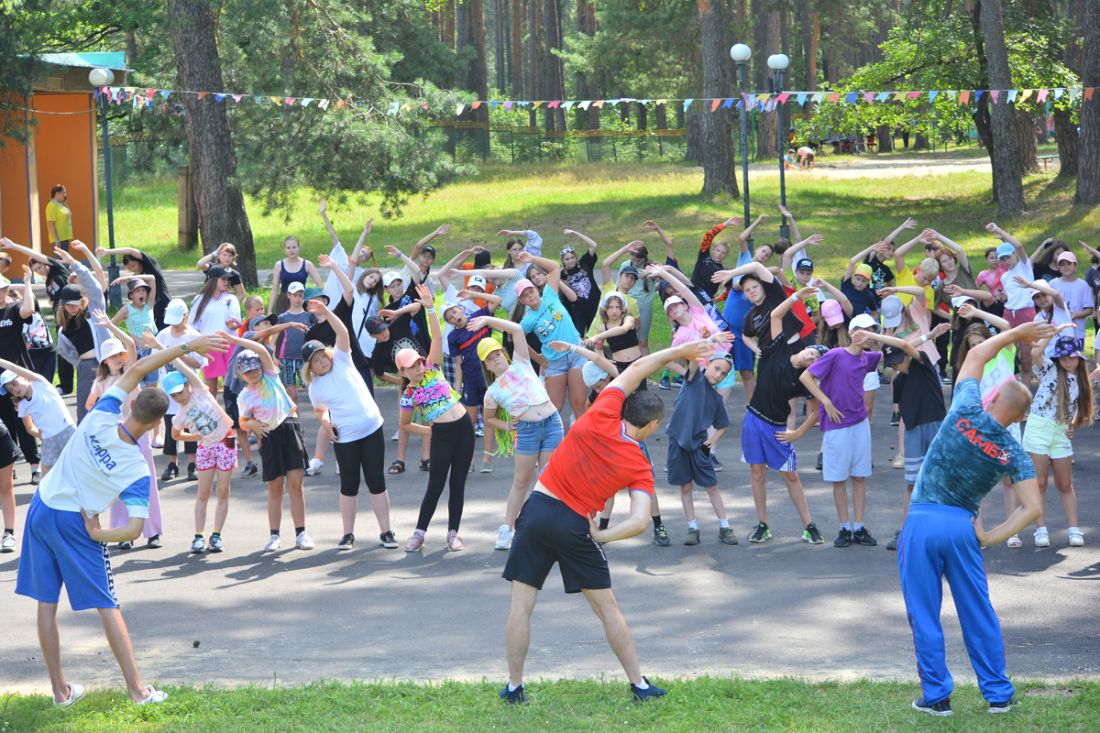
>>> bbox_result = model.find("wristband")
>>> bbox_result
[570,344,577,353]
[180,342,191,354]
[919,335,928,345]
[425,308,435,315]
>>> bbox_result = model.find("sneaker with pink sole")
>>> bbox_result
[404,531,425,552]
[447,530,464,552]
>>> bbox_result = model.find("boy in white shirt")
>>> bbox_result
[14,333,227,707]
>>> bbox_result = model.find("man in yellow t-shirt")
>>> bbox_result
[44,185,72,251]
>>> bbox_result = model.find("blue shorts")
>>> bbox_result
[730,332,756,372]
[136,347,159,385]
[280,358,304,387]
[903,420,941,485]
[460,374,487,408]
[667,442,718,488]
[543,348,586,377]
[503,491,611,593]
[515,412,564,456]
[740,410,797,472]
[15,494,119,610]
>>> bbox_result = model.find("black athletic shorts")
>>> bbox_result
[0,425,16,469]
[502,491,610,594]
[222,386,240,428]
[259,417,308,482]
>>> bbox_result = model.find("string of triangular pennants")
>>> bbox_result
[95,85,1098,117]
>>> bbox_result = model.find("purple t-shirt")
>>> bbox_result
[806,347,882,431]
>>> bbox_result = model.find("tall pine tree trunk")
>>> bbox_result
[1015,110,1039,175]
[697,0,738,196]
[510,0,524,96]
[575,0,600,158]
[443,0,456,48]
[165,0,257,285]
[541,0,566,132]
[1077,0,1100,203]
[494,0,507,92]
[528,0,541,128]
[1053,108,1078,178]
[754,5,780,159]
[979,0,1026,217]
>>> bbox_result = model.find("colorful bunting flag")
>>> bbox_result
[683,99,693,111]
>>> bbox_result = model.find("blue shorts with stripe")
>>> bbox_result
[740,409,798,472]
[15,494,120,610]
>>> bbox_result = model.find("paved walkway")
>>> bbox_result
[2,380,1098,695]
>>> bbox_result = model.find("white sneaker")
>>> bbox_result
[304,458,323,476]
[190,536,205,554]
[391,429,400,442]
[1005,534,1023,548]
[495,524,512,551]
[1068,527,1085,547]
[296,531,314,550]
[1034,526,1050,548]
[1,532,15,552]
[263,534,281,552]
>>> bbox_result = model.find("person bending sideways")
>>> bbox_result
[500,337,716,705]
[15,334,227,707]
[900,322,1049,717]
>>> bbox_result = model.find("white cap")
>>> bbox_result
[582,361,609,388]
[467,275,487,290]
[99,338,127,359]
[164,298,188,325]
[663,295,685,312]
[287,281,305,294]
[950,295,975,309]
[382,271,404,287]
[880,295,904,329]
[849,313,879,331]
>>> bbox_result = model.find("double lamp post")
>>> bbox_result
[728,44,791,243]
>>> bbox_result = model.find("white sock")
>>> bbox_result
[687,520,699,530]
[718,518,730,529]
[634,679,649,690]
[508,682,521,692]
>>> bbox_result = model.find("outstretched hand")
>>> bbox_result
[414,283,434,311]
[467,315,491,332]
[317,254,334,268]
[1013,321,1056,344]
[678,338,718,363]
[187,333,232,355]
[546,340,575,353]
[710,270,733,285]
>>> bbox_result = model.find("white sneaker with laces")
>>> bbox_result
[495,524,512,551]
[190,537,205,553]
[1034,526,1050,548]
[305,458,323,476]
[263,534,281,552]
[1068,527,1085,547]
[1,532,15,552]
[296,531,314,550]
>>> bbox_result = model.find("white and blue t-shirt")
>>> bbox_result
[37,385,151,519]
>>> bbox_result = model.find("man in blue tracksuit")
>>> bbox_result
[899,321,1047,717]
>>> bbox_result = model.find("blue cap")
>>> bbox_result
[996,243,1016,259]
[160,370,188,396]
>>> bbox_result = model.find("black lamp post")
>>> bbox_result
[730,43,752,247]
[767,53,791,241]
[89,67,121,308]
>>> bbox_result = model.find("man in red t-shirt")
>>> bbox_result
[499,337,715,705]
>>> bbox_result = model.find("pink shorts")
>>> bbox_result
[1004,306,1036,329]
[196,440,238,472]
[203,349,232,380]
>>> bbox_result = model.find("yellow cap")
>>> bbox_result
[477,338,504,362]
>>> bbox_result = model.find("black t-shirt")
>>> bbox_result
[561,250,600,334]
[44,259,71,304]
[304,297,370,372]
[62,318,95,355]
[371,311,426,378]
[748,338,811,425]
[898,352,947,428]
[691,250,723,299]
[0,304,32,367]
[743,278,803,355]
[135,253,171,307]
[841,277,881,318]
[862,255,894,291]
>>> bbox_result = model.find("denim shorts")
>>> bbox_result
[543,348,586,377]
[515,412,564,456]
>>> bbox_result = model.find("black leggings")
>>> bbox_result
[0,391,38,465]
[163,414,197,457]
[333,426,387,497]
[415,417,475,532]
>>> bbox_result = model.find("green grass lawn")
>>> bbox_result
[3,679,1098,732]
[103,159,1100,279]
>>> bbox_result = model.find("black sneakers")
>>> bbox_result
[631,677,667,702]
[499,684,527,704]
[242,462,258,478]
[186,462,198,481]
[749,522,772,543]
[886,530,900,551]
[890,409,901,426]
[912,696,952,716]
[853,527,878,546]
[338,533,355,549]
[988,699,1015,714]
[160,462,179,481]
[815,452,823,471]
[834,528,853,548]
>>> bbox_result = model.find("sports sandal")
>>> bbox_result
[54,683,85,708]
[387,460,405,475]
[419,458,431,472]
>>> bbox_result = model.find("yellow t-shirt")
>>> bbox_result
[45,200,72,242]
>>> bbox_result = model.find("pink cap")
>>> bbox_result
[821,299,844,326]
[513,278,536,298]
[395,349,424,370]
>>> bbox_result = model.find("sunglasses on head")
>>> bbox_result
[560,246,576,256]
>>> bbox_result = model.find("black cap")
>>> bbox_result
[620,264,639,278]
[301,340,326,364]
[795,258,814,271]
[420,245,437,258]
[59,284,86,304]
[473,250,492,268]
[365,315,390,335]
[882,345,907,367]
[206,265,227,280]
[248,313,277,330]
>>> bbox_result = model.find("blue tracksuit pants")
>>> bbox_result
[898,503,1014,704]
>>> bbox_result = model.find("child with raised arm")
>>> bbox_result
[162,361,235,554]
[0,357,75,480]
[14,332,226,706]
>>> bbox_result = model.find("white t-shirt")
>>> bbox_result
[1001,257,1036,310]
[307,348,383,443]
[17,380,75,439]
[1051,277,1093,340]
[155,325,207,416]
[189,292,241,335]
[173,387,232,447]
[38,385,151,518]
[350,282,380,359]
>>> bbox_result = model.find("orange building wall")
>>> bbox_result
[0,91,97,272]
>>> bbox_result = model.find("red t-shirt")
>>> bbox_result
[538,387,655,516]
